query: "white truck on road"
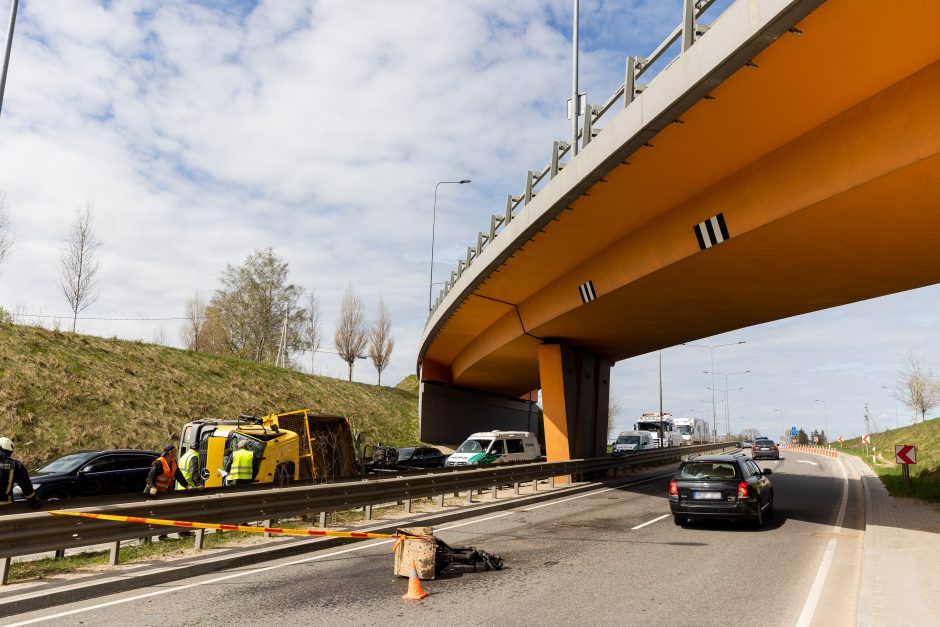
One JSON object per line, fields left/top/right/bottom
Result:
{"left": 672, "top": 416, "right": 708, "bottom": 445}
{"left": 634, "top": 413, "right": 684, "bottom": 448}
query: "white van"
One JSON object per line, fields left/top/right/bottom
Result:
{"left": 444, "top": 431, "right": 540, "bottom": 466}
{"left": 613, "top": 431, "right": 654, "bottom": 453}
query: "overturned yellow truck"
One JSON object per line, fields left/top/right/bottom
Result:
{"left": 177, "top": 409, "right": 358, "bottom": 487}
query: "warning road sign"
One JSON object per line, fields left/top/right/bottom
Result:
{"left": 838, "top": 435, "right": 844, "bottom": 444}
{"left": 862, "top": 433, "right": 871, "bottom": 445}
{"left": 895, "top": 445, "right": 917, "bottom": 465}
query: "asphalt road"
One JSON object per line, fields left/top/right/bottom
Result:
{"left": 4, "top": 450, "right": 866, "bottom": 627}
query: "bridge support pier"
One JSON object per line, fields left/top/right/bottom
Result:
{"left": 538, "top": 343, "right": 610, "bottom": 470}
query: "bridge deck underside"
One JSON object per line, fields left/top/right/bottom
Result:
{"left": 422, "top": 0, "right": 940, "bottom": 399}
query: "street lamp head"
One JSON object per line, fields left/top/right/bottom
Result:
{"left": 459, "top": 179, "right": 471, "bottom": 184}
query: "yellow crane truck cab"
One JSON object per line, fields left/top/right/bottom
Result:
{"left": 177, "top": 410, "right": 358, "bottom": 488}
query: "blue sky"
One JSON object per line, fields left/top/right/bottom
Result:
{"left": 0, "top": 0, "right": 936, "bottom": 442}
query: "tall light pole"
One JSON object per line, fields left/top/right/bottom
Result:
{"left": 428, "top": 179, "right": 471, "bottom": 312}
{"left": 683, "top": 341, "right": 746, "bottom": 442}
{"left": 571, "top": 0, "right": 580, "bottom": 156}
{"left": 881, "top": 386, "right": 899, "bottom": 430}
{"left": 814, "top": 399, "right": 829, "bottom": 445}
{"left": 704, "top": 370, "right": 750, "bottom": 436}
{"left": 0, "top": 0, "right": 20, "bottom": 119}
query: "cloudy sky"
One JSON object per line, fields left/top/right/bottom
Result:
{"left": 1, "top": 0, "right": 937, "bottom": 442}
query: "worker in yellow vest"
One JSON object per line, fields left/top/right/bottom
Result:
{"left": 176, "top": 447, "right": 202, "bottom": 490}
{"left": 227, "top": 440, "right": 255, "bottom": 486}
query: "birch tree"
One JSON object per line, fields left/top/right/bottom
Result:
{"left": 368, "top": 296, "right": 394, "bottom": 385}
{"left": 334, "top": 285, "right": 367, "bottom": 382}
{"left": 897, "top": 350, "right": 939, "bottom": 423}
{"left": 59, "top": 202, "right": 103, "bottom": 332}
{"left": 302, "top": 291, "right": 323, "bottom": 373}
{"left": 181, "top": 293, "right": 208, "bottom": 350}
{"left": 0, "top": 191, "right": 12, "bottom": 269}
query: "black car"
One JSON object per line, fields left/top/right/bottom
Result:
{"left": 752, "top": 438, "right": 780, "bottom": 460}
{"left": 14, "top": 449, "right": 160, "bottom": 501}
{"left": 395, "top": 447, "right": 447, "bottom": 469}
{"left": 669, "top": 453, "right": 774, "bottom": 527}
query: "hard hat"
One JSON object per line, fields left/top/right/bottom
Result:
{"left": 0, "top": 437, "right": 13, "bottom": 452}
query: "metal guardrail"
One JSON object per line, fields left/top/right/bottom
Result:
{"left": 429, "top": 0, "right": 721, "bottom": 315}
{"left": 0, "top": 442, "right": 737, "bottom": 562}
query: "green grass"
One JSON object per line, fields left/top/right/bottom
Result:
{"left": 0, "top": 323, "right": 420, "bottom": 468}
{"left": 839, "top": 416, "right": 940, "bottom": 502}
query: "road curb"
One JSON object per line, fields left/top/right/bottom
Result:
{"left": 0, "top": 476, "right": 636, "bottom": 618}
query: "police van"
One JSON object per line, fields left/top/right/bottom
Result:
{"left": 444, "top": 431, "right": 540, "bottom": 466}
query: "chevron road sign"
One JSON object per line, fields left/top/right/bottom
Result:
{"left": 895, "top": 445, "right": 917, "bottom": 465}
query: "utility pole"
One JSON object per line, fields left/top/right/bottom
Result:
{"left": 658, "top": 350, "right": 664, "bottom": 447}
{"left": 0, "top": 0, "right": 20, "bottom": 119}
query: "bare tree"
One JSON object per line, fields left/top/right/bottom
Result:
{"left": 151, "top": 323, "right": 167, "bottom": 346}
{"left": 0, "top": 191, "right": 13, "bottom": 269}
{"left": 302, "top": 291, "right": 322, "bottom": 373}
{"left": 896, "top": 350, "right": 939, "bottom": 423}
{"left": 59, "top": 202, "right": 103, "bottom": 332}
{"left": 334, "top": 284, "right": 367, "bottom": 382}
{"left": 180, "top": 293, "right": 207, "bottom": 350}
{"left": 368, "top": 296, "right": 395, "bottom": 385}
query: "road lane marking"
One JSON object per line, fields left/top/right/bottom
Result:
{"left": 795, "top": 460, "right": 819, "bottom": 466}
{"left": 795, "top": 456, "right": 848, "bottom": 627}
{"left": 520, "top": 472, "right": 674, "bottom": 511}
{"left": 631, "top": 514, "right": 670, "bottom": 530}
{"left": 6, "top": 470, "right": 676, "bottom": 625}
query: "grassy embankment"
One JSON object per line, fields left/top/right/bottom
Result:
{"left": 0, "top": 323, "right": 420, "bottom": 468}
{"left": 838, "top": 416, "right": 940, "bottom": 502}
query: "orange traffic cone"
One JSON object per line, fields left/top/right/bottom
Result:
{"left": 402, "top": 560, "right": 429, "bottom": 600}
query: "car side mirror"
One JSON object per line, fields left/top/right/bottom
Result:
{"left": 761, "top": 468, "right": 773, "bottom": 475}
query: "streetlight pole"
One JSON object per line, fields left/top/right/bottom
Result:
{"left": 0, "top": 0, "right": 20, "bottom": 119}
{"left": 571, "top": 0, "right": 580, "bottom": 156}
{"left": 814, "top": 399, "right": 829, "bottom": 445}
{"left": 428, "top": 179, "right": 471, "bottom": 312}
{"left": 683, "top": 341, "right": 746, "bottom": 442}
{"left": 881, "top": 386, "right": 899, "bottom": 430}
{"left": 704, "top": 370, "right": 750, "bottom": 437}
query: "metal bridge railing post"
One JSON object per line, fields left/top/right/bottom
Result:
{"left": 682, "top": 0, "right": 696, "bottom": 51}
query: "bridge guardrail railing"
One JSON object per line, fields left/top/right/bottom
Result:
{"left": 0, "top": 442, "right": 738, "bottom": 564}
{"left": 429, "top": 0, "right": 721, "bottom": 316}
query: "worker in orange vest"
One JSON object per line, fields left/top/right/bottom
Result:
{"left": 144, "top": 444, "right": 191, "bottom": 497}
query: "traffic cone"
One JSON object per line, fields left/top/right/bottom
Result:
{"left": 402, "top": 560, "right": 429, "bottom": 600}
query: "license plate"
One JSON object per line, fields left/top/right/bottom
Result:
{"left": 692, "top": 491, "right": 721, "bottom": 500}
{"left": 759, "top": 447, "right": 769, "bottom": 450}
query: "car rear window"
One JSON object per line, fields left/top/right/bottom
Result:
{"left": 679, "top": 462, "right": 740, "bottom": 480}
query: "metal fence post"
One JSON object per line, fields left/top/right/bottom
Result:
{"left": 0, "top": 556, "right": 9, "bottom": 586}
{"left": 466, "top": 490, "right": 473, "bottom": 504}
{"left": 364, "top": 505, "right": 372, "bottom": 521}
{"left": 194, "top": 529, "right": 205, "bottom": 550}
{"left": 319, "top": 511, "right": 326, "bottom": 528}
{"left": 404, "top": 498, "right": 412, "bottom": 514}
{"left": 681, "top": 0, "right": 696, "bottom": 51}
{"left": 438, "top": 493, "right": 445, "bottom": 507}
{"left": 108, "top": 541, "right": 120, "bottom": 566}
{"left": 514, "top": 482, "right": 520, "bottom": 495}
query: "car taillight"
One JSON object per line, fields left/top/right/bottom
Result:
{"left": 770, "top": 445, "right": 778, "bottom": 449}
{"left": 737, "top": 481, "right": 749, "bottom": 498}
{"left": 752, "top": 445, "right": 758, "bottom": 449}
{"left": 669, "top": 480, "right": 678, "bottom": 496}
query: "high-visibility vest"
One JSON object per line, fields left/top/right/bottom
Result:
{"left": 176, "top": 449, "right": 198, "bottom": 489}
{"left": 154, "top": 456, "right": 178, "bottom": 492}
{"left": 229, "top": 449, "right": 254, "bottom": 482}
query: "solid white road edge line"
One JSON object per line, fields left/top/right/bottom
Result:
{"left": 7, "top": 470, "right": 676, "bottom": 625}
{"left": 794, "top": 455, "right": 849, "bottom": 627}
{"left": 631, "top": 514, "right": 670, "bottom": 530}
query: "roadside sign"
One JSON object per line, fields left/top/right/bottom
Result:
{"left": 813, "top": 435, "right": 819, "bottom": 444}
{"left": 895, "top": 445, "right": 917, "bottom": 465}
{"left": 838, "top": 435, "right": 844, "bottom": 444}
{"left": 862, "top": 433, "right": 871, "bottom": 445}
{"left": 790, "top": 426, "right": 798, "bottom": 437}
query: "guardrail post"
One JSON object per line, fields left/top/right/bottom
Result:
{"left": 108, "top": 541, "right": 120, "bottom": 566}
{"left": 319, "top": 511, "right": 327, "bottom": 528}
{"left": 438, "top": 493, "right": 445, "bottom": 507}
{"left": 0, "top": 556, "right": 10, "bottom": 585}
{"left": 54, "top": 548, "right": 66, "bottom": 558}
{"left": 466, "top": 490, "right": 473, "bottom": 504}
{"left": 550, "top": 476, "right": 556, "bottom": 489}
{"left": 194, "top": 529, "right": 205, "bottom": 550}
{"left": 264, "top": 519, "right": 274, "bottom": 538}
{"left": 514, "top": 482, "right": 520, "bottom": 495}
{"left": 491, "top": 484, "right": 498, "bottom": 501}
{"left": 404, "top": 498, "right": 412, "bottom": 514}
{"left": 533, "top": 479, "right": 538, "bottom": 492}
{"left": 681, "top": 0, "right": 696, "bottom": 51}
{"left": 363, "top": 505, "right": 372, "bottom": 521}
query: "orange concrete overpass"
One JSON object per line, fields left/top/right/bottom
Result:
{"left": 418, "top": 0, "right": 940, "bottom": 462}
